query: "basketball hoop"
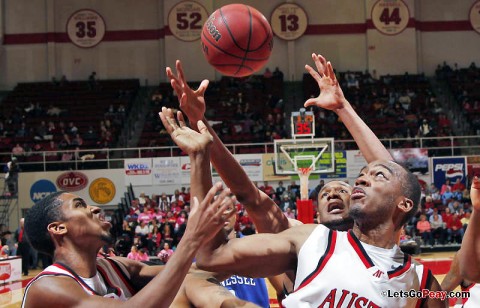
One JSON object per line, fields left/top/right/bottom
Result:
{"left": 297, "top": 167, "right": 312, "bottom": 201}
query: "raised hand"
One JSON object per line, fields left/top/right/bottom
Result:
{"left": 166, "top": 60, "right": 209, "bottom": 125}
{"left": 159, "top": 107, "right": 213, "bottom": 154}
{"left": 304, "top": 53, "right": 348, "bottom": 111}
{"left": 471, "top": 176, "right": 480, "bottom": 211}
{"left": 187, "top": 183, "right": 237, "bottom": 243}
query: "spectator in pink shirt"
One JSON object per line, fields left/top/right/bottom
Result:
{"left": 158, "top": 242, "right": 174, "bottom": 264}
{"left": 416, "top": 214, "right": 433, "bottom": 246}
{"left": 127, "top": 245, "right": 139, "bottom": 260}
{"left": 137, "top": 248, "right": 150, "bottom": 261}
{"left": 137, "top": 207, "right": 152, "bottom": 224}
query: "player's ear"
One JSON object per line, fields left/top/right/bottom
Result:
{"left": 47, "top": 222, "right": 67, "bottom": 235}
{"left": 397, "top": 198, "right": 414, "bottom": 214}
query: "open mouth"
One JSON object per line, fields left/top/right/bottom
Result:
{"left": 351, "top": 187, "right": 366, "bottom": 200}
{"left": 328, "top": 201, "right": 344, "bottom": 214}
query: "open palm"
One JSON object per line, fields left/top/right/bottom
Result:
{"left": 304, "top": 53, "right": 347, "bottom": 111}
{"left": 159, "top": 107, "right": 213, "bottom": 154}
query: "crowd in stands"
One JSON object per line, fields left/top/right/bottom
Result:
{"left": 303, "top": 69, "right": 460, "bottom": 153}
{"left": 437, "top": 61, "right": 480, "bottom": 136}
{"left": 0, "top": 77, "right": 139, "bottom": 165}
{"left": 117, "top": 173, "right": 473, "bottom": 259}
{"left": 403, "top": 177, "right": 472, "bottom": 248}
{"left": 117, "top": 180, "right": 304, "bottom": 259}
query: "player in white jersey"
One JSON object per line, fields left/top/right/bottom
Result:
{"left": 165, "top": 54, "right": 443, "bottom": 307}
{"left": 193, "top": 157, "right": 445, "bottom": 307}
{"left": 166, "top": 53, "right": 393, "bottom": 303}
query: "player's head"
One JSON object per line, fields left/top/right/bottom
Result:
{"left": 25, "top": 192, "right": 112, "bottom": 256}
{"left": 222, "top": 197, "right": 237, "bottom": 236}
{"left": 350, "top": 160, "right": 420, "bottom": 230}
{"left": 317, "top": 180, "right": 353, "bottom": 231}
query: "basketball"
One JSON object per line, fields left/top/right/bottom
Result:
{"left": 201, "top": 4, "right": 273, "bottom": 77}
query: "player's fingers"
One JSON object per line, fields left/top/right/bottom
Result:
{"left": 312, "top": 53, "right": 325, "bottom": 77}
{"left": 305, "top": 65, "right": 322, "bottom": 84}
{"left": 304, "top": 99, "right": 317, "bottom": 108}
{"left": 201, "top": 182, "right": 224, "bottom": 209}
{"left": 177, "top": 111, "right": 187, "bottom": 128}
{"left": 176, "top": 60, "right": 186, "bottom": 83}
{"left": 472, "top": 176, "right": 480, "bottom": 188}
{"left": 159, "top": 111, "right": 175, "bottom": 135}
{"left": 198, "top": 79, "right": 210, "bottom": 95}
{"left": 190, "top": 196, "right": 199, "bottom": 216}
{"left": 179, "top": 93, "right": 188, "bottom": 109}
{"left": 163, "top": 107, "right": 180, "bottom": 130}
{"left": 327, "top": 61, "right": 336, "bottom": 80}
{"left": 170, "top": 79, "right": 183, "bottom": 98}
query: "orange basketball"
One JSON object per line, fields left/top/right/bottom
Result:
{"left": 201, "top": 4, "right": 273, "bottom": 77}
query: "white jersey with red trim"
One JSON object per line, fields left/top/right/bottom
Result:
{"left": 22, "top": 257, "right": 136, "bottom": 307}
{"left": 462, "top": 283, "right": 480, "bottom": 308}
{"left": 283, "top": 225, "right": 431, "bottom": 308}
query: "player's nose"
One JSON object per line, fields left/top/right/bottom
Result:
{"left": 355, "top": 176, "right": 370, "bottom": 187}
{"left": 90, "top": 206, "right": 101, "bottom": 214}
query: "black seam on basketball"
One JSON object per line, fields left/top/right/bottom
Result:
{"left": 220, "top": 6, "right": 249, "bottom": 52}
{"left": 201, "top": 31, "right": 270, "bottom": 61}
{"left": 235, "top": 5, "right": 253, "bottom": 76}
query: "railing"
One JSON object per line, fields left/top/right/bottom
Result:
{"left": 1, "top": 135, "right": 479, "bottom": 172}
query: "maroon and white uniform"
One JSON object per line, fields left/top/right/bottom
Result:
{"left": 283, "top": 225, "right": 432, "bottom": 308}
{"left": 460, "top": 283, "right": 480, "bottom": 308}
{"left": 22, "top": 257, "right": 136, "bottom": 307}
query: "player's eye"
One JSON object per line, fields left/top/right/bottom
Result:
{"left": 321, "top": 192, "right": 329, "bottom": 198}
{"left": 375, "top": 171, "right": 386, "bottom": 178}
{"left": 339, "top": 189, "right": 348, "bottom": 194}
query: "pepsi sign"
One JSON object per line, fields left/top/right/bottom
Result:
{"left": 432, "top": 157, "right": 467, "bottom": 188}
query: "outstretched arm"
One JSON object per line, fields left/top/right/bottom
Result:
{"left": 24, "top": 185, "right": 235, "bottom": 308}
{"left": 196, "top": 224, "right": 315, "bottom": 278}
{"left": 166, "top": 60, "right": 289, "bottom": 234}
{"left": 304, "top": 53, "right": 392, "bottom": 162}
{"left": 457, "top": 176, "right": 480, "bottom": 282}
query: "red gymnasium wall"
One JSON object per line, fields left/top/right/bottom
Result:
{"left": 0, "top": 0, "right": 479, "bottom": 89}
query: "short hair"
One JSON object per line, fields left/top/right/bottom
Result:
{"left": 25, "top": 192, "right": 66, "bottom": 256}
{"left": 398, "top": 164, "right": 421, "bottom": 225}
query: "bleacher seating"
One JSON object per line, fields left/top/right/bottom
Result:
{"left": 0, "top": 79, "right": 139, "bottom": 163}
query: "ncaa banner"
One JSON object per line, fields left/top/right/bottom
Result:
{"left": 152, "top": 157, "right": 181, "bottom": 185}
{"left": 124, "top": 158, "right": 152, "bottom": 186}
{"left": 431, "top": 157, "right": 467, "bottom": 189}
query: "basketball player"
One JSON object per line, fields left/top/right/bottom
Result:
{"left": 159, "top": 108, "right": 269, "bottom": 307}
{"left": 441, "top": 177, "right": 480, "bottom": 307}
{"left": 22, "top": 181, "right": 236, "bottom": 305}
{"left": 165, "top": 53, "right": 394, "bottom": 303}
{"left": 220, "top": 199, "right": 270, "bottom": 307}
{"left": 158, "top": 107, "right": 444, "bottom": 307}
{"left": 455, "top": 176, "right": 480, "bottom": 283}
